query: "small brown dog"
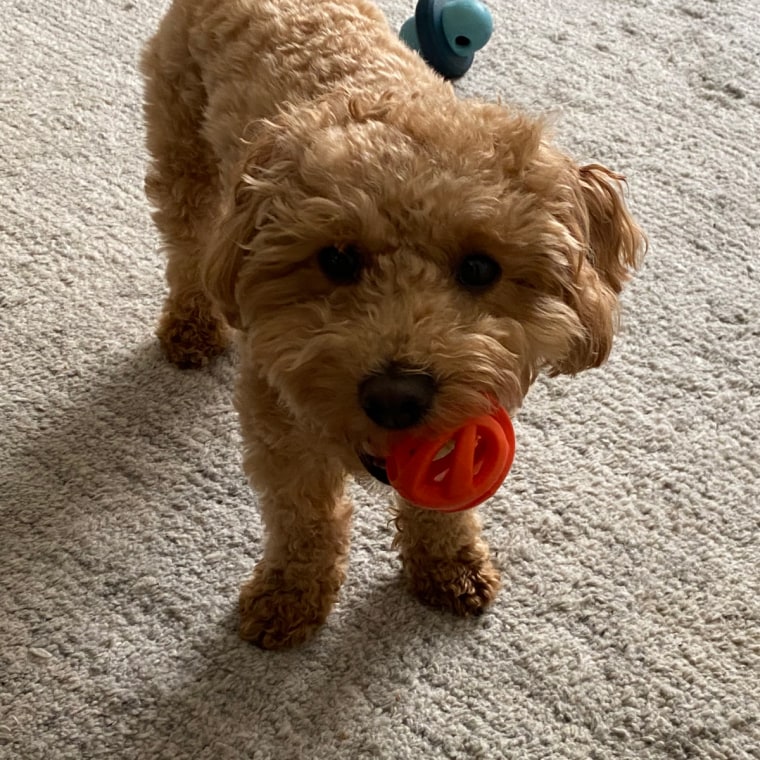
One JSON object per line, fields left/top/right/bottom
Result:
{"left": 142, "top": 0, "right": 644, "bottom": 649}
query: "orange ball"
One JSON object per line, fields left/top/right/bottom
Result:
{"left": 386, "top": 407, "right": 515, "bottom": 511}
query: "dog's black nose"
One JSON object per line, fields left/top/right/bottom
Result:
{"left": 358, "top": 365, "right": 436, "bottom": 430}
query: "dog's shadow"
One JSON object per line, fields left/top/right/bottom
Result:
{"left": 3, "top": 340, "right": 239, "bottom": 537}
{"left": 133, "top": 573, "right": 494, "bottom": 758}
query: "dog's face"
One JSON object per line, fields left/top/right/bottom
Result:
{"left": 203, "top": 95, "right": 643, "bottom": 474}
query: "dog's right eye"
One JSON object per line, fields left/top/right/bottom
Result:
{"left": 456, "top": 253, "right": 502, "bottom": 291}
{"left": 317, "top": 245, "right": 363, "bottom": 285}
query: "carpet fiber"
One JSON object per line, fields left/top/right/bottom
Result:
{"left": 2, "top": 0, "right": 758, "bottom": 757}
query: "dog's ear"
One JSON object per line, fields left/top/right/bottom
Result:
{"left": 578, "top": 164, "right": 643, "bottom": 296}
{"left": 201, "top": 121, "right": 286, "bottom": 329}
{"left": 201, "top": 191, "right": 249, "bottom": 330}
{"left": 551, "top": 163, "right": 645, "bottom": 375}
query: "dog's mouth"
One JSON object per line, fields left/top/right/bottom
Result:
{"left": 358, "top": 451, "right": 390, "bottom": 485}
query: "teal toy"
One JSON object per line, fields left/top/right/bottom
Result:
{"left": 399, "top": 0, "right": 493, "bottom": 80}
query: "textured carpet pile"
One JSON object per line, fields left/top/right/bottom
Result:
{"left": 2, "top": 0, "right": 758, "bottom": 757}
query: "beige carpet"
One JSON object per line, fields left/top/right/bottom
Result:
{"left": 2, "top": 0, "right": 758, "bottom": 757}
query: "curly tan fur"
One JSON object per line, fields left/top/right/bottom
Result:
{"left": 142, "top": 0, "right": 645, "bottom": 649}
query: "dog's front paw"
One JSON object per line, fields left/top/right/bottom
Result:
{"left": 238, "top": 566, "right": 335, "bottom": 650}
{"left": 403, "top": 551, "right": 501, "bottom": 617}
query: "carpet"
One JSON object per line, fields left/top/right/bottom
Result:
{"left": 2, "top": 0, "right": 758, "bottom": 757}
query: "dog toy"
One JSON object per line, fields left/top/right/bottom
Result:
{"left": 386, "top": 406, "right": 515, "bottom": 512}
{"left": 399, "top": 0, "right": 493, "bottom": 79}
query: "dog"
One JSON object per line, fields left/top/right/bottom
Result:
{"left": 141, "top": 0, "right": 644, "bottom": 649}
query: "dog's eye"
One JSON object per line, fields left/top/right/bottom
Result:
{"left": 456, "top": 253, "right": 501, "bottom": 290}
{"left": 317, "top": 245, "right": 363, "bottom": 284}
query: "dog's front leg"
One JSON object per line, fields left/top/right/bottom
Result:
{"left": 237, "top": 412, "right": 351, "bottom": 650}
{"left": 394, "top": 501, "right": 501, "bottom": 616}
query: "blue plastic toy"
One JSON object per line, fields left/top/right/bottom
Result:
{"left": 399, "top": 0, "right": 493, "bottom": 80}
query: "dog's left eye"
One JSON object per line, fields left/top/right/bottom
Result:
{"left": 317, "top": 245, "right": 363, "bottom": 285}
{"left": 456, "top": 253, "right": 502, "bottom": 290}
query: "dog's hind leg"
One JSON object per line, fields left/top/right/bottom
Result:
{"left": 141, "top": 11, "right": 229, "bottom": 368}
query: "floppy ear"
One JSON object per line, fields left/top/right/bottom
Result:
{"left": 552, "top": 163, "right": 645, "bottom": 375}
{"left": 579, "top": 164, "right": 643, "bottom": 295}
{"left": 201, "top": 182, "right": 253, "bottom": 330}
{"left": 201, "top": 121, "right": 286, "bottom": 329}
